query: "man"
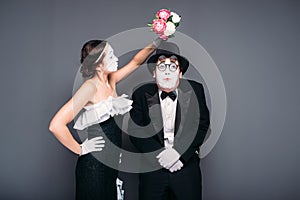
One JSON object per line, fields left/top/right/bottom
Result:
{"left": 128, "top": 42, "right": 210, "bottom": 200}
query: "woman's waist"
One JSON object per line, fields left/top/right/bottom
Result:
{"left": 87, "top": 124, "right": 121, "bottom": 145}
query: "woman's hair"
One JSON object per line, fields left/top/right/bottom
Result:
{"left": 80, "top": 40, "right": 107, "bottom": 78}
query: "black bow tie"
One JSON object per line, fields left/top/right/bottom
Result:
{"left": 160, "top": 91, "right": 177, "bottom": 101}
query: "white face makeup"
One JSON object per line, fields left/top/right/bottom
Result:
{"left": 155, "top": 57, "right": 180, "bottom": 90}
{"left": 104, "top": 44, "right": 118, "bottom": 72}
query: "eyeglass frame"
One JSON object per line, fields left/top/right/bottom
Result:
{"left": 155, "top": 56, "right": 180, "bottom": 72}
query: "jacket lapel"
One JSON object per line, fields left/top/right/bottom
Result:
{"left": 145, "top": 88, "right": 164, "bottom": 145}
{"left": 174, "top": 86, "right": 193, "bottom": 137}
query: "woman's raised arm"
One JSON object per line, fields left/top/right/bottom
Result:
{"left": 110, "top": 38, "right": 161, "bottom": 84}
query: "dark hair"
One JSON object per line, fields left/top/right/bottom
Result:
{"left": 80, "top": 40, "right": 107, "bottom": 78}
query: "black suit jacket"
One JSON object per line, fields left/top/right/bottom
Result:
{"left": 128, "top": 79, "right": 210, "bottom": 167}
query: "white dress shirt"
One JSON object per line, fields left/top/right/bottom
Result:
{"left": 159, "top": 89, "right": 178, "bottom": 148}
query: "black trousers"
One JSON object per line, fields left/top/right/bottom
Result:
{"left": 139, "top": 155, "right": 202, "bottom": 200}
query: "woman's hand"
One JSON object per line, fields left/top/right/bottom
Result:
{"left": 152, "top": 37, "right": 163, "bottom": 48}
{"left": 80, "top": 136, "right": 105, "bottom": 156}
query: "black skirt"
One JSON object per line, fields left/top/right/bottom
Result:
{"left": 75, "top": 117, "right": 122, "bottom": 200}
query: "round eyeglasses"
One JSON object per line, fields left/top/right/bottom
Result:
{"left": 156, "top": 56, "right": 180, "bottom": 72}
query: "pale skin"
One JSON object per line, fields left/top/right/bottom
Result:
{"left": 49, "top": 42, "right": 157, "bottom": 155}
{"left": 153, "top": 61, "right": 183, "bottom": 93}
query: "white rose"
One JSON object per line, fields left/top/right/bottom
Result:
{"left": 171, "top": 12, "right": 181, "bottom": 23}
{"left": 164, "top": 22, "right": 176, "bottom": 36}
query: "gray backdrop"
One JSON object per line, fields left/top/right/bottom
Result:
{"left": 0, "top": 0, "right": 299, "bottom": 199}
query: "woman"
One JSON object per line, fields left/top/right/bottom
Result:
{"left": 49, "top": 39, "right": 160, "bottom": 199}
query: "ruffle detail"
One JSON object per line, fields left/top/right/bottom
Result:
{"left": 73, "top": 94, "right": 132, "bottom": 130}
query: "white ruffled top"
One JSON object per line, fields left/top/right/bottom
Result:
{"left": 73, "top": 94, "right": 133, "bottom": 130}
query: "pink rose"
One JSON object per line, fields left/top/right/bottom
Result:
{"left": 152, "top": 19, "right": 166, "bottom": 34}
{"left": 156, "top": 9, "right": 171, "bottom": 21}
{"left": 159, "top": 34, "right": 168, "bottom": 40}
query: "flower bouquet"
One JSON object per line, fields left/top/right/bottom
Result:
{"left": 148, "top": 9, "right": 181, "bottom": 40}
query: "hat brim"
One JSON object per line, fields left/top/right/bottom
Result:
{"left": 147, "top": 53, "right": 189, "bottom": 75}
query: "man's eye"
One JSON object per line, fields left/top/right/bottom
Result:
{"left": 158, "top": 63, "right": 166, "bottom": 70}
{"left": 170, "top": 63, "right": 177, "bottom": 70}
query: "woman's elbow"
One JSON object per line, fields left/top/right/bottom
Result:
{"left": 49, "top": 120, "right": 59, "bottom": 134}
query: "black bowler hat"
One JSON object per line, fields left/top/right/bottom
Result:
{"left": 147, "top": 42, "right": 189, "bottom": 75}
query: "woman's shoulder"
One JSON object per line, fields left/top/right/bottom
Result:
{"left": 79, "top": 79, "right": 98, "bottom": 93}
{"left": 72, "top": 79, "right": 97, "bottom": 103}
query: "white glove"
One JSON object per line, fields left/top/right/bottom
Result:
{"left": 80, "top": 136, "right": 105, "bottom": 156}
{"left": 169, "top": 160, "right": 183, "bottom": 173}
{"left": 156, "top": 147, "right": 180, "bottom": 169}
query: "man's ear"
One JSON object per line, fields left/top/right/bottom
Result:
{"left": 153, "top": 70, "right": 156, "bottom": 78}
{"left": 179, "top": 71, "right": 182, "bottom": 78}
